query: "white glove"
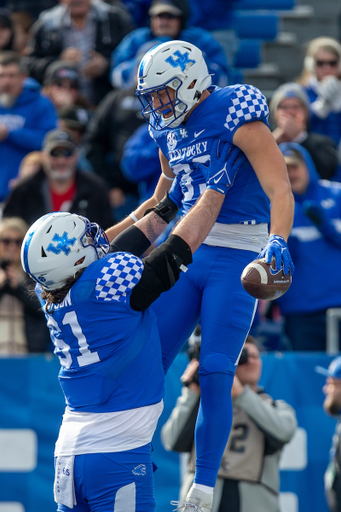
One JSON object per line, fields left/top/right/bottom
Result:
{"left": 319, "top": 76, "right": 341, "bottom": 111}
{"left": 310, "top": 98, "right": 332, "bottom": 119}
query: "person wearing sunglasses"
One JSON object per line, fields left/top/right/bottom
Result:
{"left": 43, "top": 60, "right": 93, "bottom": 112}
{"left": 2, "top": 129, "right": 114, "bottom": 230}
{"left": 0, "top": 216, "right": 50, "bottom": 354}
{"left": 298, "top": 37, "right": 341, "bottom": 152}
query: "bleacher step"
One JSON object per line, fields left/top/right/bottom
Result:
{"left": 242, "top": 63, "right": 283, "bottom": 91}
{"left": 297, "top": 0, "right": 340, "bottom": 19}
{"left": 263, "top": 32, "right": 303, "bottom": 82}
{"left": 280, "top": 5, "right": 339, "bottom": 42}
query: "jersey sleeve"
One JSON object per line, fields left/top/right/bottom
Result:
{"left": 95, "top": 253, "right": 144, "bottom": 303}
{"left": 223, "top": 84, "right": 269, "bottom": 136}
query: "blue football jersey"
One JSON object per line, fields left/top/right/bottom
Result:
{"left": 37, "top": 252, "right": 164, "bottom": 413}
{"left": 149, "top": 85, "right": 271, "bottom": 225}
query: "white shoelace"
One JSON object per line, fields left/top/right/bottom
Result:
{"left": 171, "top": 501, "right": 201, "bottom": 512}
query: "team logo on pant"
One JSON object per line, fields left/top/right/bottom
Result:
{"left": 132, "top": 464, "right": 146, "bottom": 476}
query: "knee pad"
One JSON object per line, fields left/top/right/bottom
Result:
{"left": 200, "top": 353, "right": 236, "bottom": 376}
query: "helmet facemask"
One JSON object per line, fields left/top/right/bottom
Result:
{"left": 137, "top": 76, "right": 198, "bottom": 129}
{"left": 82, "top": 219, "right": 109, "bottom": 260}
{"left": 136, "top": 40, "right": 212, "bottom": 130}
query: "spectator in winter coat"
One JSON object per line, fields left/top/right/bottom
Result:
{"left": 110, "top": 0, "right": 229, "bottom": 90}
{"left": 161, "top": 333, "right": 297, "bottom": 512}
{"left": 0, "top": 216, "right": 50, "bottom": 353}
{"left": 83, "top": 87, "right": 143, "bottom": 212}
{"left": 25, "top": 0, "right": 134, "bottom": 105}
{"left": 298, "top": 37, "right": 341, "bottom": 152}
{"left": 316, "top": 357, "right": 341, "bottom": 512}
{"left": 0, "top": 51, "right": 57, "bottom": 202}
{"left": 277, "top": 142, "right": 341, "bottom": 351}
{"left": 3, "top": 129, "right": 114, "bottom": 229}
{"left": 270, "top": 82, "right": 338, "bottom": 181}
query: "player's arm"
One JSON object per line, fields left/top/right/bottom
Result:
{"left": 105, "top": 149, "right": 174, "bottom": 242}
{"left": 130, "top": 142, "right": 232, "bottom": 311}
{"left": 233, "top": 121, "right": 294, "bottom": 240}
{"left": 233, "top": 121, "right": 295, "bottom": 274}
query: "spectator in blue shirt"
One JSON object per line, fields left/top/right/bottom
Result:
{"left": 0, "top": 51, "right": 57, "bottom": 202}
{"left": 277, "top": 142, "right": 341, "bottom": 351}
{"left": 111, "top": 0, "right": 229, "bottom": 90}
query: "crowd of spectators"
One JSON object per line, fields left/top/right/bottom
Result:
{"left": 0, "top": 0, "right": 340, "bottom": 355}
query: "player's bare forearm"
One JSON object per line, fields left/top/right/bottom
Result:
{"left": 172, "top": 189, "right": 224, "bottom": 253}
{"left": 105, "top": 155, "right": 173, "bottom": 242}
{"left": 234, "top": 121, "right": 294, "bottom": 240}
{"left": 268, "top": 185, "right": 294, "bottom": 241}
{"left": 105, "top": 181, "right": 171, "bottom": 242}
{"left": 135, "top": 212, "right": 168, "bottom": 243}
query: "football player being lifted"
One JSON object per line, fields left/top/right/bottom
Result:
{"left": 106, "top": 41, "right": 295, "bottom": 512}
{"left": 21, "top": 142, "right": 241, "bottom": 512}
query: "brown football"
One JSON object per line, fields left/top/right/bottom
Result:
{"left": 241, "top": 258, "right": 292, "bottom": 300}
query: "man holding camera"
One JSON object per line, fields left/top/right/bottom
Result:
{"left": 162, "top": 334, "right": 297, "bottom": 512}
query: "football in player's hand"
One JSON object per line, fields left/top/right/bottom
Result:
{"left": 241, "top": 258, "right": 292, "bottom": 300}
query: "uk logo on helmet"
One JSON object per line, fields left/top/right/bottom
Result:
{"left": 165, "top": 51, "right": 195, "bottom": 72}
{"left": 47, "top": 232, "right": 77, "bottom": 256}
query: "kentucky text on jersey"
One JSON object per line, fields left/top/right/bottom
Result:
{"left": 149, "top": 84, "right": 271, "bottom": 226}
{"left": 168, "top": 141, "right": 208, "bottom": 163}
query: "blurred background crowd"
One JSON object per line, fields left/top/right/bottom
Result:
{"left": 0, "top": 0, "right": 340, "bottom": 357}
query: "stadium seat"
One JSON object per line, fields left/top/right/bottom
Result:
{"left": 237, "top": 0, "right": 295, "bottom": 10}
{"left": 232, "top": 11, "right": 279, "bottom": 40}
{"left": 233, "top": 39, "right": 262, "bottom": 68}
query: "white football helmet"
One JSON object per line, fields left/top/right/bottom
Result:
{"left": 21, "top": 212, "right": 109, "bottom": 291}
{"left": 136, "top": 40, "right": 211, "bottom": 129}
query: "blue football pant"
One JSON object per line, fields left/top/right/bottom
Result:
{"left": 56, "top": 445, "right": 155, "bottom": 512}
{"left": 152, "top": 245, "right": 257, "bottom": 486}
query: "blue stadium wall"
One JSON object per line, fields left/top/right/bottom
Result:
{"left": 0, "top": 352, "right": 336, "bottom": 512}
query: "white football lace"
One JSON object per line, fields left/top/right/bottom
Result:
{"left": 171, "top": 501, "right": 202, "bottom": 512}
